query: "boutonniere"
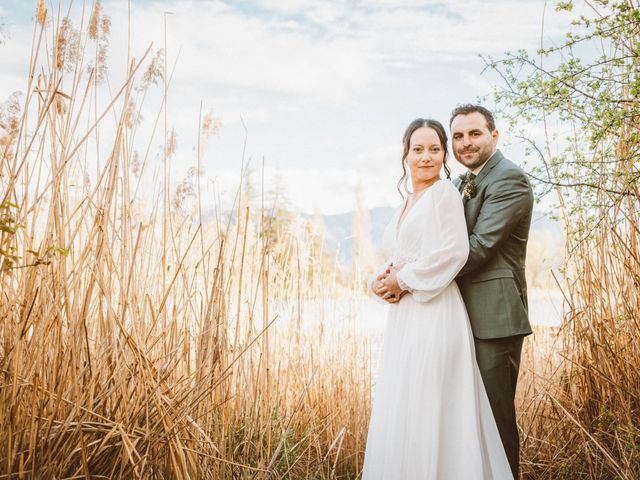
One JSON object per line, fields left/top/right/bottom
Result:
{"left": 458, "top": 172, "right": 477, "bottom": 200}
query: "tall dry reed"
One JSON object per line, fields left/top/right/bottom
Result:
{"left": 516, "top": 104, "right": 640, "bottom": 480}
{"left": 0, "top": 3, "right": 372, "bottom": 478}
{"left": 518, "top": 205, "right": 640, "bottom": 479}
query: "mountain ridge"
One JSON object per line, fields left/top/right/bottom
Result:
{"left": 306, "top": 207, "right": 563, "bottom": 266}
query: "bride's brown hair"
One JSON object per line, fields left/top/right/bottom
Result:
{"left": 397, "top": 118, "right": 450, "bottom": 198}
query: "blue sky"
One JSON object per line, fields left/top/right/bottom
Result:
{"left": 0, "top": 0, "right": 580, "bottom": 214}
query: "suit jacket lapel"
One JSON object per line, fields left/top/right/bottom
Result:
{"left": 474, "top": 149, "right": 504, "bottom": 189}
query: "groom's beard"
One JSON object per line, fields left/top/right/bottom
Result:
{"left": 454, "top": 145, "right": 493, "bottom": 170}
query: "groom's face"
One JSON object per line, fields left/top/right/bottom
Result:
{"left": 450, "top": 112, "right": 499, "bottom": 170}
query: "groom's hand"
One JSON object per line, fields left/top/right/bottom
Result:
{"left": 391, "top": 261, "right": 406, "bottom": 272}
{"left": 386, "top": 290, "right": 408, "bottom": 304}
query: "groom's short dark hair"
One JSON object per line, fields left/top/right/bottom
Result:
{"left": 449, "top": 104, "right": 496, "bottom": 131}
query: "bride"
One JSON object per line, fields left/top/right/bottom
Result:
{"left": 362, "top": 119, "right": 513, "bottom": 479}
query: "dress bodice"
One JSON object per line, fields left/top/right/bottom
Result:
{"left": 383, "top": 185, "right": 441, "bottom": 264}
{"left": 376, "top": 180, "right": 470, "bottom": 303}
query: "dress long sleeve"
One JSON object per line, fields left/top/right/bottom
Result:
{"left": 396, "top": 181, "right": 469, "bottom": 303}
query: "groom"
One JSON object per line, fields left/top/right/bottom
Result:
{"left": 451, "top": 104, "right": 533, "bottom": 479}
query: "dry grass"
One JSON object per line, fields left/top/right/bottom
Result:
{"left": 516, "top": 111, "right": 640, "bottom": 480}
{"left": 0, "top": 3, "right": 371, "bottom": 478}
{"left": 517, "top": 205, "right": 640, "bottom": 480}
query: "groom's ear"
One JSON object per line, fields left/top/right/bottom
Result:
{"left": 491, "top": 128, "right": 499, "bottom": 145}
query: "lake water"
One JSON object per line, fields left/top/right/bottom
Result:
{"left": 290, "top": 288, "right": 563, "bottom": 337}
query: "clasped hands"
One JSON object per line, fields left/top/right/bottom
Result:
{"left": 372, "top": 262, "right": 408, "bottom": 304}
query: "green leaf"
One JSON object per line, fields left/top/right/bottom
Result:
{"left": 555, "top": 1, "right": 574, "bottom": 12}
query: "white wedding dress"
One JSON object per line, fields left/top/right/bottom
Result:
{"left": 362, "top": 180, "right": 513, "bottom": 480}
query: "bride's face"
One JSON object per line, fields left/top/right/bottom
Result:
{"left": 406, "top": 127, "right": 444, "bottom": 188}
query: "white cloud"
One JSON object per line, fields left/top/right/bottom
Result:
{"left": 110, "top": 1, "right": 378, "bottom": 106}
{"left": 0, "top": 0, "right": 590, "bottom": 214}
{"left": 1, "top": 0, "right": 577, "bottom": 115}
{"left": 106, "top": 0, "right": 575, "bottom": 110}
{"left": 461, "top": 71, "right": 494, "bottom": 97}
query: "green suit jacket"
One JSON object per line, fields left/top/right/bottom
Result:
{"left": 454, "top": 150, "right": 534, "bottom": 339}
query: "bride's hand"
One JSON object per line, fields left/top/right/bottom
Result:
{"left": 379, "top": 269, "right": 405, "bottom": 302}
{"left": 372, "top": 272, "right": 388, "bottom": 299}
